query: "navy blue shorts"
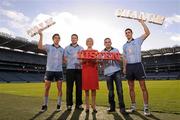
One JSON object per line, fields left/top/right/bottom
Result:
{"left": 44, "top": 71, "right": 63, "bottom": 81}
{"left": 126, "top": 62, "right": 146, "bottom": 80}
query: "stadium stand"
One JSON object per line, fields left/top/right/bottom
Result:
{"left": 0, "top": 32, "right": 46, "bottom": 82}
{"left": 142, "top": 47, "right": 180, "bottom": 80}
{"left": 0, "top": 32, "right": 180, "bottom": 82}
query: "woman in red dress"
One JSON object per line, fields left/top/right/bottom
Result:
{"left": 82, "top": 38, "right": 99, "bottom": 113}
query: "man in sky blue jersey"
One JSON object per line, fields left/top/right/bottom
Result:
{"left": 64, "top": 34, "right": 84, "bottom": 111}
{"left": 102, "top": 38, "right": 128, "bottom": 115}
{"left": 38, "top": 30, "right": 64, "bottom": 112}
{"left": 123, "top": 19, "right": 151, "bottom": 115}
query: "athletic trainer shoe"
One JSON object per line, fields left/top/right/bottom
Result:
{"left": 67, "top": 106, "right": 72, "bottom": 111}
{"left": 107, "top": 108, "right": 116, "bottom": 113}
{"left": 144, "top": 108, "right": 151, "bottom": 116}
{"left": 56, "top": 104, "right": 61, "bottom": 112}
{"left": 75, "top": 105, "right": 84, "bottom": 110}
{"left": 40, "top": 105, "right": 47, "bottom": 112}
{"left": 126, "top": 104, "right": 136, "bottom": 113}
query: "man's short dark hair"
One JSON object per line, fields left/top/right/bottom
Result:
{"left": 125, "top": 28, "right": 133, "bottom": 33}
{"left": 71, "top": 34, "right": 78, "bottom": 38}
{"left": 52, "top": 33, "right": 60, "bottom": 40}
{"left": 104, "top": 37, "right": 111, "bottom": 41}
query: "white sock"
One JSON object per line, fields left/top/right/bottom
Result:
{"left": 44, "top": 96, "right": 48, "bottom": 106}
{"left": 144, "top": 104, "right": 149, "bottom": 109}
{"left": 57, "top": 96, "right": 62, "bottom": 105}
{"left": 131, "top": 103, "right": 136, "bottom": 107}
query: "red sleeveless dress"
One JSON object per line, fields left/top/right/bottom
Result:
{"left": 82, "top": 50, "right": 99, "bottom": 90}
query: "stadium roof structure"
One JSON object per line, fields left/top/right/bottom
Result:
{"left": 0, "top": 32, "right": 180, "bottom": 56}
{"left": 0, "top": 32, "right": 46, "bottom": 55}
{"left": 141, "top": 46, "right": 180, "bottom": 57}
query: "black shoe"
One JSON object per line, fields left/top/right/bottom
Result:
{"left": 120, "top": 109, "right": 129, "bottom": 116}
{"left": 93, "top": 109, "right": 97, "bottom": 113}
{"left": 75, "top": 105, "right": 84, "bottom": 110}
{"left": 85, "top": 109, "right": 89, "bottom": 113}
{"left": 40, "top": 105, "right": 47, "bottom": 112}
{"left": 56, "top": 105, "right": 61, "bottom": 112}
{"left": 107, "top": 108, "right": 115, "bottom": 113}
{"left": 67, "top": 106, "right": 72, "bottom": 111}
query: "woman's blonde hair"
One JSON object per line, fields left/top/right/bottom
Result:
{"left": 86, "top": 37, "right": 94, "bottom": 45}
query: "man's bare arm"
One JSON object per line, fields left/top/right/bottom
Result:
{"left": 138, "top": 20, "right": 150, "bottom": 41}
{"left": 38, "top": 30, "right": 44, "bottom": 50}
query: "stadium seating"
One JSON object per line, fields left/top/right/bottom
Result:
{"left": 0, "top": 71, "right": 44, "bottom": 82}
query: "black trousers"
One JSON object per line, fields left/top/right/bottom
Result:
{"left": 66, "top": 69, "right": 83, "bottom": 106}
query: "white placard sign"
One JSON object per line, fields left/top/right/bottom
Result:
{"left": 27, "top": 18, "right": 56, "bottom": 37}
{"left": 115, "top": 9, "right": 165, "bottom": 25}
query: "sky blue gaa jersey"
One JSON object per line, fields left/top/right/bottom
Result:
{"left": 102, "top": 47, "right": 121, "bottom": 76}
{"left": 123, "top": 38, "right": 144, "bottom": 64}
{"left": 64, "top": 44, "right": 84, "bottom": 69}
{"left": 44, "top": 44, "right": 64, "bottom": 71}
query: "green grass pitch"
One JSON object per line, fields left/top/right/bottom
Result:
{"left": 0, "top": 80, "right": 180, "bottom": 114}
